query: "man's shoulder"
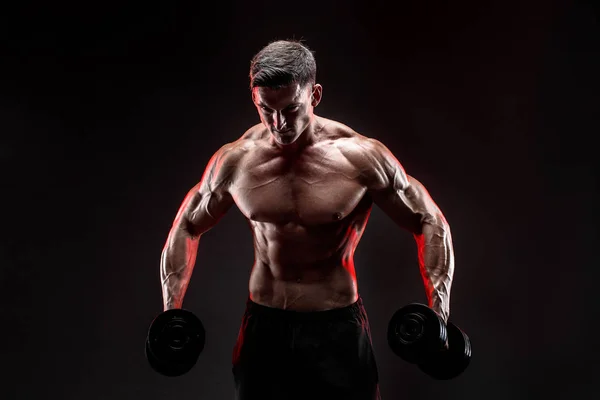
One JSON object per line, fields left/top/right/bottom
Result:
{"left": 321, "top": 119, "right": 401, "bottom": 188}
{"left": 202, "top": 127, "right": 263, "bottom": 189}
{"left": 320, "top": 119, "right": 385, "bottom": 160}
{"left": 318, "top": 117, "right": 359, "bottom": 141}
{"left": 213, "top": 124, "right": 266, "bottom": 163}
{"left": 240, "top": 123, "right": 269, "bottom": 141}
{"left": 317, "top": 117, "right": 381, "bottom": 147}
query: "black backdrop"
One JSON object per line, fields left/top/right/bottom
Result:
{"left": 2, "top": 0, "right": 598, "bottom": 399}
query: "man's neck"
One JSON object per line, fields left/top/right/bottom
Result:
{"left": 271, "top": 116, "right": 322, "bottom": 155}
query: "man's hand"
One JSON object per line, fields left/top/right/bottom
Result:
{"left": 442, "top": 338, "right": 450, "bottom": 350}
{"left": 432, "top": 309, "right": 450, "bottom": 350}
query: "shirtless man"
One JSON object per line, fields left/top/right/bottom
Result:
{"left": 160, "top": 40, "right": 455, "bottom": 400}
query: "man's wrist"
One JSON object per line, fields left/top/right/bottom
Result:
{"left": 429, "top": 297, "right": 449, "bottom": 323}
{"left": 163, "top": 301, "right": 181, "bottom": 311}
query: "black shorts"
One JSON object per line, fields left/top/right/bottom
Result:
{"left": 232, "top": 296, "right": 381, "bottom": 400}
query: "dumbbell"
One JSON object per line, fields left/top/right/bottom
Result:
{"left": 145, "top": 309, "right": 206, "bottom": 377}
{"left": 387, "top": 303, "right": 472, "bottom": 379}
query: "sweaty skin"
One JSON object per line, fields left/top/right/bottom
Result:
{"left": 160, "top": 85, "right": 454, "bottom": 321}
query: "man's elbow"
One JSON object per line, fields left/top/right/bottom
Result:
{"left": 419, "top": 212, "right": 451, "bottom": 238}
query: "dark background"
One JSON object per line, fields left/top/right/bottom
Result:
{"left": 1, "top": 0, "right": 598, "bottom": 398}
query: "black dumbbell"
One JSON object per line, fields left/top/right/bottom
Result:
{"left": 387, "top": 303, "right": 471, "bottom": 379}
{"left": 145, "top": 309, "right": 206, "bottom": 377}
{"left": 418, "top": 320, "right": 472, "bottom": 379}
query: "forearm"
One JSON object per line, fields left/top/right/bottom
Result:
{"left": 414, "top": 219, "right": 455, "bottom": 323}
{"left": 160, "top": 228, "right": 200, "bottom": 311}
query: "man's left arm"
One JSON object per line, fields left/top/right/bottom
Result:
{"left": 361, "top": 138, "right": 455, "bottom": 323}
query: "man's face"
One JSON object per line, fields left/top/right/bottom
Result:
{"left": 252, "top": 83, "right": 316, "bottom": 145}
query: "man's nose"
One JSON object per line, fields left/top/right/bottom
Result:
{"left": 273, "top": 112, "right": 286, "bottom": 131}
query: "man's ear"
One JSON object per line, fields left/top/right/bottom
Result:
{"left": 311, "top": 84, "right": 323, "bottom": 107}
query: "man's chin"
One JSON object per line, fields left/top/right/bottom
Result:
{"left": 272, "top": 132, "right": 297, "bottom": 145}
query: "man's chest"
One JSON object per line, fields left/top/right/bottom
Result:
{"left": 230, "top": 146, "right": 368, "bottom": 225}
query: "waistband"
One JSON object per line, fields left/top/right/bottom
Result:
{"left": 244, "top": 295, "right": 364, "bottom": 322}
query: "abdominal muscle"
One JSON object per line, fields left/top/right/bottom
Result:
{"left": 247, "top": 220, "right": 360, "bottom": 311}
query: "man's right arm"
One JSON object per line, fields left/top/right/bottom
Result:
{"left": 160, "top": 145, "right": 236, "bottom": 311}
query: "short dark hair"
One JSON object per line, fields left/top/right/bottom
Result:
{"left": 249, "top": 39, "right": 317, "bottom": 90}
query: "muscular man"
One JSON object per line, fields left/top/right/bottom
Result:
{"left": 160, "top": 40, "right": 454, "bottom": 399}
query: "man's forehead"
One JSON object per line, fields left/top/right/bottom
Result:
{"left": 253, "top": 83, "right": 306, "bottom": 104}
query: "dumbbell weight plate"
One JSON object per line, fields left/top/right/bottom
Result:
{"left": 418, "top": 321, "right": 471, "bottom": 380}
{"left": 387, "top": 303, "right": 447, "bottom": 364}
{"left": 145, "top": 309, "right": 206, "bottom": 377}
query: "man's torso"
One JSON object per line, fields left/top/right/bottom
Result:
{"left": 219, "top": 117, "right": 380, "bottom": 311}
